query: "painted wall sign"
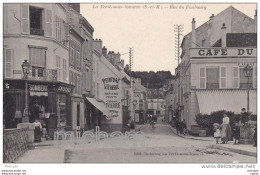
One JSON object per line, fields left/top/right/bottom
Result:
{"left": 103, "top": 77, "right": 121, "bottom": 118}
{"left": 190, "top": 48, "right": 256, "bottom": 58}
{"left": 237, "top": 62, "right": 254, "bottom": 67}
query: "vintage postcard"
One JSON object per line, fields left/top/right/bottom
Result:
{"left": 1, "top": 2, "right": 258, "bottom": 174}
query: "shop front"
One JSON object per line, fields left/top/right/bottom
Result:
{"left": 3, "top": 79, "right": 73, "bottom": 129}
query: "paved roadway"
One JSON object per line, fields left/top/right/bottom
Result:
{"left": 64, "top": 117, "right": 256, "bottom": 163}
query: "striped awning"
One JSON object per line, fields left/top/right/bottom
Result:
{"left": 196, "top": 89, "right": 257, "bottom": 114}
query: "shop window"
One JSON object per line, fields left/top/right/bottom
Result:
{"left": 29, "top": 6, "right": 44, "bottom": 36}
{"left": 239, "top": 67, "right": 253, "bottom": 88}
{"left": 206, "top": 67, "right": 219, "bottom": 89}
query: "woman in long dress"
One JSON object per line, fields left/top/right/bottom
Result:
{"left": 220, "top": 114, "right": 232, "bottom": 144}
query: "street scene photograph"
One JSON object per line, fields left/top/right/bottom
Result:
{"left": 2, "top": 2, "right": 258, "bottom": 167}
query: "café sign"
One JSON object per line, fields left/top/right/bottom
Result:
{"left": 190, "top": 48, "right": 256, "bottom": 58}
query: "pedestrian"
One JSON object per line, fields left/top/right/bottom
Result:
{"left": 175, "top": 120, "right": 180, "bottom": 135}
{"left": 182, "top": 120, "right": 187, "bottom": 135}
{"left": 220, "top": 114, "right": 232, "bottom": 144}
{"left": 232, "top": 122, "right": 240, "bottom": 145}
{"left": 213, "top": 123, "right": 221, "bottom": 144}
{"left": 240, "top": 108, "right": 249, "bottom": 125}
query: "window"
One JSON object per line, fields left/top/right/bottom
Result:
{"left": 55, "top": 15, "right": 62, "bottom": 42}
{"left": 97, "top": 83, "right": 99, "bottom": 98}
{"left": 239, "top": 67, "right": 253, "bottom": 88}
{"left": 206, "top": 67, "right": 219, "bottom": 89}
{"left": 29, "top": 47, "right": 46, "bottom": 78}
{"left": 78, "top": 74, "right": 80, "bottom": 94}
{"left": 220, "top": 67, "right": 226, "bottom": 88}
{"left": 233, "top": 67, "right": 239, "bottom": 88}
{"left": 29, "top": 6, "right": 44, "bottom": 36}
{"left": 69, "top": 40, "right": 81, "bottom": 70}
{"left": 56, "top": 55, "right": 61, "bottom": 80}
{"left": 93, "top": 82, "right": 95, "bottom": 96}
{"left": 4, "top": 48, "right": 13, "bottom": 78}
{"left": 86, "top": 68, "right": 89, "bottom": 91}
{"left": 63, "top": 59, "right": 67, "bottom": 82}
{"left": 199, "top": 67, "right": 206, "bottom": 89}
{"left": 254, "top": 66, "right": 257, "bottom": 88}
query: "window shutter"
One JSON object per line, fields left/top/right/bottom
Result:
{"left": 21, "top": 4, "right": 29, "bottom": 34}
{"left": 5, "top": 49, "right": 13, "bottom": 78}
{"left": 45, "top": 9, "right": 52, "bottom": 37}
{"left": 233, "top": 67, "right": 239, "bottom": 88}
{"left": 254, "top": 66, "right": 257, "bottom": 88}
{"left": 220, "top": 67, "right": 226, "bottom": 88}
{"left": 199, "top": 67, "right": 205, "bottom": 89}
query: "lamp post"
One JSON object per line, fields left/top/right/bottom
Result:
{"left": 243, "top": 65, "right": 253, "bottom": 113}
{"left": 21, "top": 60, "right": 31, "bottom": 123}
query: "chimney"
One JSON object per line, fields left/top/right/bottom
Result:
{"left": 221, "top": 23, "right": 227, "bottom": 47}
{"left": 191, "top": 18, "right": 196, "bottom": 48}
{"left": 254, "top": 10, "right": 257, "bottom": 33}
{"left": 102, "top": 46, "right": 107, "bottom": 57}
{"left": 210, "top": 14, "right": 214, "bottom": 20}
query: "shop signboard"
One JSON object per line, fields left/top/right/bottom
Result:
{"left": 29, "top": 84, "right": 48, "bottom": 96}
{"left": 102, "top": 77, "right": 121, "bottom": 118}
{"left": 190, "top": 47, "right": 257, "bottom": 58}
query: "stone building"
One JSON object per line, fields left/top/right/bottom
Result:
{"left": 3, "top": 3, "right": 74, "bottom": 128}
{"left": 175, "top": 6, "right": 257, "bottom": 133}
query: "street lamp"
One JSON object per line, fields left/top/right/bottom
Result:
{"left": 243, "top": 65, "right": 253, "bottom": 113}
{"left": 21, "top": 60, "right": 31, "bottom": 123}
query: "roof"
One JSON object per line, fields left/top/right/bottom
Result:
{"left": 212, "top": 33, "right": 257, "bottom": 47}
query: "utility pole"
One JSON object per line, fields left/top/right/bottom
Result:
{"left": 129, "top": 48, "right": 134, "bottom": 123}
{"left": 174, "top": 24, "right": 184, "bottom": 122}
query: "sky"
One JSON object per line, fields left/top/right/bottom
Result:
{"left": 80, "top": 3, "right": 256, "bottom": 74}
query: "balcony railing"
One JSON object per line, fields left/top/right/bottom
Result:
{"left": 30, "top": 28, "right": 44, "bottom": 36}
{"left": 27, "top": 68, "right": 57, "bottom": 81}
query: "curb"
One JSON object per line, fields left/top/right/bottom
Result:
{"left": 168, "top": 125, "right": 213, "bottom": 142}
{"left": 208, "top": 145, "right": 257, "bottom": 157}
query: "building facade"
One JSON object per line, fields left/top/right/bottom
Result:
{"left": 3, "top": 3, "right": 74, "bottom": 129}
{"left": 176, "top": 6, "right": 257, "bottom": 133}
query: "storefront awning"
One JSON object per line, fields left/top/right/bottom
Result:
{"left": 85, "top": 97, "right": 112, "bottom": 117}
{"left": 196, "top": 90, "right": 257, "bottom": 114}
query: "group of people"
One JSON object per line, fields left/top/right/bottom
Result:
{"left": 213, "top": 114, "right": 232, "bottom": 144}
{"left": 174, "top": 119, "right": 187, "bottom": 135}
{"left": 213, "top": 113, "right": 257, "bottom": 146}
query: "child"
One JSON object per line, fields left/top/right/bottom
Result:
{"left": 232, "top": 122, "right": 240, "bottom": 145}
{"left": 213, "top": 123, "right": 221, "bottom": 144}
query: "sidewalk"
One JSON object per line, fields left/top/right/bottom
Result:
{"left": 16, "top": 126, "right": 144, "bottom": 163}
{"left": 169, "top": 124, "right": 257, "bottom": 157}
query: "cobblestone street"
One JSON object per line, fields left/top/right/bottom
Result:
{"left": 63, "top": 118, "right": 256, "bottom": 163}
